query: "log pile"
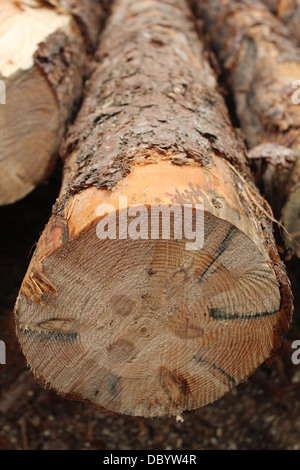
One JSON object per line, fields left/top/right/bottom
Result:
{"left": 12, "top": 0, "right": 293, "bottom": 417}
{"left": 190, "top": 0, "right": 300, "bottom": 257}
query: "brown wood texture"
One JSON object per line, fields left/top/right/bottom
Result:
{"left": 249, "top": 143, "right": 300, "bottom": 256}
{"left": 0, "top": 0, "right": 107, "bottom": 205}
{"left": 262, "top": 0, "right": 300, "bottom": 42}
{"left": 15, "top": 0, "right": 293, "bottom": 417}
{"left": 190, "top": 0, "right": 300, "bottom": 256}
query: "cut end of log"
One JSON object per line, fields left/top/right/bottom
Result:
{"left": 15, "top": 161, "right": 283, "bottom": 417}
{"left": 0, "top": 0, "right": 86, "bottom": 205}
{"left": 0, "top": 0, "right": 72, "bottom": 77}
{"left": 0, "top": 66, "right": 60, "bottom": 204}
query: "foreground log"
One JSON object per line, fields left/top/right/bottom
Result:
{"left": 190, "top": 0, "right": 300, "bottom": 256}
{"left": 262, "top": 0, "right": 300, "bottom": 42}
{"left": 15, "top": 0, "right": 292, "bottom": 418}
{"left": 0, "top": 0, "right": 106, "bottom": 205}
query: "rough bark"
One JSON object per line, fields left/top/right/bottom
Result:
{"left": 262, "top": 0, "right": 300, "bottom": 42}
{"left": 0, "top": 0, "right": 107, "bottom": 205}
{"left": 15, "top": 0, "right": 292, "bottom": 418}
{"left": 249, "top": 143, "right": 300, "bottom": 256}
{"left": 190, "top": 0, "right": 300, "bottom": 256}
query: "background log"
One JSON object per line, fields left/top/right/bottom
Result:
{"left": 249, "top": 144, "right": 300, "bottom": 257}
{"left": 14, "top": 0, "right": 292, "bottom": 417}
{"left": 0, "top": 0, "right": 107, "bottom": 205}
{"left": 190, "top": 0, "right": 300, "bottom": 256}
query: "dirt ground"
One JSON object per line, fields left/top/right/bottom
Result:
{"left": 0, "top": 162, "right": 299, "bottom": 451}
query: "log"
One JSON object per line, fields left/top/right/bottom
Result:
{"left": 190, "top": 0, "right": 300, "bottom": 256}
{"left": 249, "top": 144, "right": 300, "bottom": 257}
{"left": 0, "top": 0, "right": 106, "bottom": 205}
{"left": 14, "top": 0, "right": 292, "bottom": 418}
{"left": 262, "top": 0, "right": 300, "bottom": 42}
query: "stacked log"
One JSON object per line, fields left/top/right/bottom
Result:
{"left": 249, "top": 144, "right": 300, "bottom": 257}
{"left": 0, "top": 0, "right": 107, "bottom": 205}
{"left": 190, "top": 0, "right": 300, "bottom": 257}
{"left": 14, "top": 0, "right": 292, "bottom": 417}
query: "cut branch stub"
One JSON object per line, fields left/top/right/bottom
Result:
{"left": 14, "top": 0, "right": 292, "bottom": 418}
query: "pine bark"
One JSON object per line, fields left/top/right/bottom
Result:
{"left": 0, "top": 0, "right": 107, "bottom": 205}
{"left": 15, "top": 0, "right": 292, "bottom": 418}
{"left": 249, "top": 143, "right": 300, "bottom": 256}
{"left": 190, "top": 0, "right": 300, "bottom": 256}
{"left": 262, "top": 0, "right": 300, "bottom": 42}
